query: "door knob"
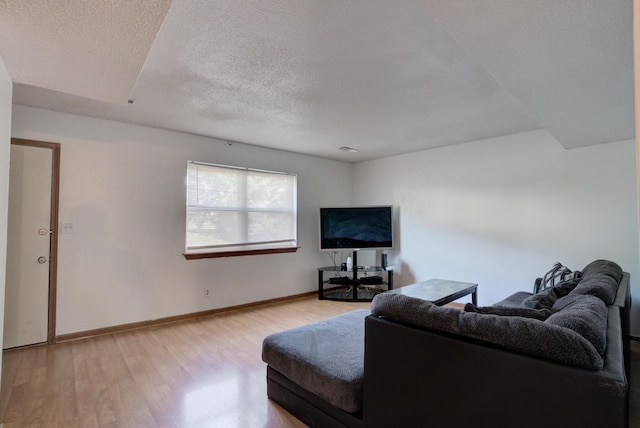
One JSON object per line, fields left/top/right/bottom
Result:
{"left": 37, "top": 256, "right": 47, "bottom": 264}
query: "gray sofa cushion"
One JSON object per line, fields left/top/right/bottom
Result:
{"left": 547, "top": 294, "right": 608, "bottom": 354}
{"left": 551, "top": 277, "right": 582, "bottom": 298}
{"left": 464, "top": 303, "right": 551, "bottom": 321}
{"left": 521, "top": 288, "right": 558, "bottom": 310}
{"left": 261, "top": 309, "right": 369, "bottom": 414}
{"left": 581, "top": 259, "right": 623, "bottom": 283}
{"left": 371, "top": 293, "right": 603, "bottom": 369}
{"left": 570, "top": 273, "right": 618, "bottom": 305}
{"left": 493, "top": 278, "right": 579, "bottom": 309}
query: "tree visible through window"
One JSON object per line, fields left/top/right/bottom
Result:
{"left": 185, "top": 161, "right": 298, "bottom": 258}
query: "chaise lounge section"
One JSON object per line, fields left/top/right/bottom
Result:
{"left": 262, "top": 259, "right": 630, "bottom": 428}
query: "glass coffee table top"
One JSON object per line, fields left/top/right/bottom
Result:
{"left": 384, "top": 278, "right": 478, "bottom": 306}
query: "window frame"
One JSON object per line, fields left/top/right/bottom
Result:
{"left": 184, "top": 161, "right": 299, "bottom": 259}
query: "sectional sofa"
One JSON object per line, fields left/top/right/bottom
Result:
{"left": 262, "top": 259, "right": 630, "bottom": 428}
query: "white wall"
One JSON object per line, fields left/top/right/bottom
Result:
{"left": 353, "top": 129, "right": 640, "bottom": 335}
{"left": 10, "top": 105, "right": 639, "bottom": 337}
{"left": 11, "top": 105, "right": 352, "bottom": 335}
{"left": 0, "top": 56, "right": 12, "bottom": 378}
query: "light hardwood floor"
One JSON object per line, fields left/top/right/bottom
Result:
{"left": 0, "top": 296, "right": 370, "bottom": 427}
{"left": 0, "top": 296, "right": 638, "bottom": 427}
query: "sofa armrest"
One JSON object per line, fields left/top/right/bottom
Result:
{"left": 613, "top": 272, "right": 631, "bottom": 375}
{"left": 362, "top": 311, "right": 627, "bottom": 428}
{"left": 612, "top": 272, "right": 630, "bottom": 310}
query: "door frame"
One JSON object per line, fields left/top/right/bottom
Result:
{"left": 10, "top": 138, "right": 60, "bottom": 345}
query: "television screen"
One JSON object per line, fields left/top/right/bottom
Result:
{"left": 319, "top": 206, "right": 393, "bottom": 250}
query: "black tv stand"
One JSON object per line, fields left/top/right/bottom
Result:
{"left": 317, "top": 251, "right": 393, "bottom": 301}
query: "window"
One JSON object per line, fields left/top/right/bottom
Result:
{"left": 185, "top": 161, "right": 298, "bottom": 259}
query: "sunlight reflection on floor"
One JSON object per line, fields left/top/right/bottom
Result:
{"left": 180, "top": 367, "right": 277, "bottom": 427}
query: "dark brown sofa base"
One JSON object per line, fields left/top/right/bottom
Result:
{"left": 267, "top": 367, "right": 363, "bottom": 428}
{"left": 267, "top": 307, "right": 627, "bottom": 428}
{"left": 362, "top": 309, "right": 627, "bottom": 428}
{"left": 264, "top": 265, "right": 630, "bottom": 428}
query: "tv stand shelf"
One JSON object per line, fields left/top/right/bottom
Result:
{"left": 317, "top": 265, "right": 393, "bottom": 302}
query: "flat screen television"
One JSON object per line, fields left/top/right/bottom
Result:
{"left": 319, "top": 206, "right": 393, "bottom": 251}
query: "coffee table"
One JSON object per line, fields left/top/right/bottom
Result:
{"left": 384, "top": 278, "right": 478, "bottom": 306}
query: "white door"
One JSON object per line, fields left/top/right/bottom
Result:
{"left": 3, "top": 143, "right": 53, "bottom": 348}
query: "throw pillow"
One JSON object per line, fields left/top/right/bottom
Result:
{"left": 551, "top": 277, "right": 581, "bottom": 298}
{"left": 463, "top": 304, "right": 551, "bottom": 321}
{"left": 546, "top": 294, "right": 607, "bottom": 355}
{"left": 581, "top": 259, "right": 623, "bottom": 283}
{"left": 569, "top": 273, "right": 618, "bottom": 305}
{"left": 521, "top": 288, "right": 557, "bottom": 310}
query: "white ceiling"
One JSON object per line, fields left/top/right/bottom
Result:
{"left": 0, "top": 0, "right": 634, "bottom": 163}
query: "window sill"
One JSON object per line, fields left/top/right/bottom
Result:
{"left": 184, "top": 246, "right": 299, "bottom": 260}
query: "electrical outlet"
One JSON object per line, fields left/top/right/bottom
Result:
{"left": 204, "top": 288, "right": 210, "bottom": 297}
{"left": 61, "top": 222, "right": 76, "bottom": 234}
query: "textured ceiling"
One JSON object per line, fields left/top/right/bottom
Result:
{"left": 0, "top": 0, "right": 634, "bottom": 162}
{"left": 0, "top": 0, "right": 172, "bottom": 104}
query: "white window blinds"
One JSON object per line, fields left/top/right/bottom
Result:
{"left": 186, "top": 161, "right": 297, "bottom": 254}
